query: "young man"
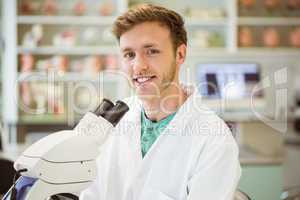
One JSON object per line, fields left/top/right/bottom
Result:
{"left": 80, "top": 4, "right": 241, "bottom": 200}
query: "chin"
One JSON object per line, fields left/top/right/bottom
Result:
{"left": 135, "top": 88, "right": 159, "bottom": 100}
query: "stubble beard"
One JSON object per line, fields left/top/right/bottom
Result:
{"left": 133, "top": 60, "right": 178, "bottom": 101}
{"left": 160, "top": 60, "right": 177, "bottom": 96}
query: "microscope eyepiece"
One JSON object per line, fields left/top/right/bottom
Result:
{"left": 93, "top": 98, "right": 114, "bottom": 117}
{"left": 93, "top": 99, "right": 129, "bottom": 126}
{"left": 103, "top": 100, "right": 129, "bottom": 126}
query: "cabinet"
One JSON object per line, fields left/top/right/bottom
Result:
{"left": 238, "top": 0, "right": 300, "bottom": 51}
{"left": 239, "top": 165, "right": 283, "bottom": 200}
{"left": 3, "top": 0, "right": 130, "bottom": 133}
{"left": 2, "top": 0, "right": 300, "bottom": 143}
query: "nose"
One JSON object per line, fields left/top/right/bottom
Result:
{"left": 132, "top": 53, "right": 148, "bottom": 73}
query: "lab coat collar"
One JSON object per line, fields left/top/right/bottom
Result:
{"left": 121, "top": 84, "right": 203, "bottom": 161}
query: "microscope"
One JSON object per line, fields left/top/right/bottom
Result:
{"left": 2, "top": 99, "right": 129, "bottom": 200}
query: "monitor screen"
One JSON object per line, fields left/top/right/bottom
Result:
{"left": 196, "top": 63, "right": 262, "bottom": 99}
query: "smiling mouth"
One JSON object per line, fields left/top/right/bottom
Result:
{"left": 133, "top": 75, "right": 156, "bottom": 85}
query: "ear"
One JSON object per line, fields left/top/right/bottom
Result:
{"left": 175, "top": 44, "right": 187, "bottom": 66}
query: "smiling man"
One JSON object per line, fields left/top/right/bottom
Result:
{"left": 80, "top": 4, "right": 241, "bottom": 200}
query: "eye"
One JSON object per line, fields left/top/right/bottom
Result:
{"left": 147, "top": 49, "right": 160, "bottom": 55}
{"left": 123, "top": 51, "right": 135, "bottom": 59}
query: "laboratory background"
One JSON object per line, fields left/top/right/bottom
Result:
{"left": 0, "top": 0, "right": 300, "bottom": 199}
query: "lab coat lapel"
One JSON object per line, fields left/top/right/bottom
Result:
{"left": 128, "top": 107, "right": 143, "bottom": 165}
{"left": 140, "top": 88, "right": 197, "bottom": 162}
{"left": 135, "top": 87, "right": 199, "bottom": 170}
{"left": 125, "top": 87, "right": 200, "bottom": 199}
{"left": 122, "top": 96, "right": 143, "bottom": 165}
{"left": 124, "top": 86, "right": 202, "bottom": 177}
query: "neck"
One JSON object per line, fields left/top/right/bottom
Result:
{"left": 141, "top": 83, "right": 187, "bottom": 122}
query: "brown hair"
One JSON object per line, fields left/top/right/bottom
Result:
{"left": 112, "top": 4, "right": 187, "bottom": 52}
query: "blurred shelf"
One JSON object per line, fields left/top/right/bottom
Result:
{"left": 18, "top": 71, "right": 122, "bottom": 82}
{"left": 187, "top": 47, "right": 227, "bottom": 56}
{"left": 19, "top": 114, "right": 67, "bottom": 124}
{"left": 295, "top": 108, "right": 300, "bottom": 118}
{"left": 17, "top": 15, "right": 116, "bottom": 25}
{"left": 239, "top": 145, "right": 284, "bottom": 165}
{"left": 219, "top": 111, "right": 295, "bottom": 122}
{"left": 237, "top": 48, "right": 300, "bottom": 57}
{"left": 19, "top": 46, "right": 299, "bottom": 57}
{"left": 201, "top": 98, "right": 270, "bottom": 122}
{"left": 185, "top": 17, "right": 227, "bottom": 26}
{"left": 0, "top": 144, "right": 30, "bottom": 161}
{"left": 18, "top": 46, "right": 118, "bottom": 55}
{"left": 238, "top": 17, "right": 300, "bottom": 26}
{"left": 219, "top": 112, "right": 264, "bottom": 122}
{"left": 216, "top": 112, "right": 294, "bottom": 122}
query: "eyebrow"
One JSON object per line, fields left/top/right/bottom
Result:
{"left": 121, "top": 43, "right": 158, "bottom": 52}
{"left": 143, "top": 44, "right": 157, "bottom": 48}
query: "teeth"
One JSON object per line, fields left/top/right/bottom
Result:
{"left": 137, "top": 77, "right": 151, "bottom": 83}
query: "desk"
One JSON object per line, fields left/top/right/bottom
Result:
{"left": 239, "top": 146, "right": 284, "bottom": 200}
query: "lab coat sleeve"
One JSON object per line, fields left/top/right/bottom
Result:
{"left": 79, "top": 174, "right": 102, "bottom": 200}
{"left": 187, "top": 121, "right": 241, "bottom": 200}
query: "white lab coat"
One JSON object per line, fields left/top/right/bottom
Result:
{"left": 80, "top": 87, "right": 241, "bottom": 200}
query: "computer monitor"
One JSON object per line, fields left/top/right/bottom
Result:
{"left": 196, "top": 63, "right": 262, "bottom": 99}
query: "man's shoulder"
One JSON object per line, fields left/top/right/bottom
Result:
{"left": 184, "top": 97, "right": 225, "bottom": 128}
{"left": 184, "top": 99, "right": 233, "bottom": 141}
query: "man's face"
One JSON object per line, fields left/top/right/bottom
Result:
{"left": 119, "top": 22, "right": 182, "bottom": 98}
